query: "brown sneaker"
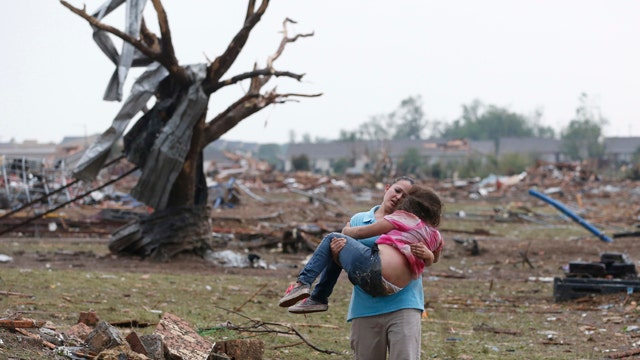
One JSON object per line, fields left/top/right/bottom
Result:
{"left": 278, "top": 283, "right": 310, "bottom": 307}
{"left": 288, "top": 298, "right": 328, "bottom": 314}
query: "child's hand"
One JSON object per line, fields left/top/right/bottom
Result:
{"left": 410, "top": 243, "right": 435, "bottom": 266}
{"left": 330, "top": 237, "right": 347, "bottom": 265}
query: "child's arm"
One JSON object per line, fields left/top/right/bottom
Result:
{"left": 342, "top": 219, "right": 394, "bottom": 239}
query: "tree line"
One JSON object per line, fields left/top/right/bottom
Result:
{"left": 280, "top": 93, "right": 640, "bottom": 180}
{"left": 302, "top": 92, "right": 607, "bottom": 162}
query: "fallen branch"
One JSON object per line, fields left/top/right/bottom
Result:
{"left": 606, "top": 347, "right": 640, "bottom": 359}
{"left": 234, "top": 283, "right": 268, "bottom": 312}
{"left": 473, "top": 323, "right": 521, "bottom": 335}
{"left": 213, "top": 211, "right": 283, "bottom": 222}
{"left": 428, "top": 271, "right": 466, "bottom": 279}
{"left": 288, "top": 188, "right": 349, "bottom": 214}
{"left": 0, "top": 319, "right": 45, "bottom": 329}
{"left": 209, "top": 305, "right": 339, "bottom": 355}
{"left": 14, "top": 328, "right": 57, "bottom": 349}
{"left": 0, "top": 290, "right": 34, "bottom": 298}
{"left": 424, "top": 318, "right": 469, "bottom": 326}
{"left": 273, "top": 341, "right": 304, "bottom": 349}
{"left": 519, "top": 241, "right": 535, "bottom": 269}
{"left": 291, "top": 323, "right": 340, "bottom": 329}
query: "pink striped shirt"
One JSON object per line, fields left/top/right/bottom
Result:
{"left": 376, "top": 210, "right": 443, "bottom": 278}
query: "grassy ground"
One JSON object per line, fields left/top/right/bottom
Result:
{"left": 2, "top": 199, "right": 640, "bottom": 359}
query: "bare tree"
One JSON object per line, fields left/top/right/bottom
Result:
{"left": 60, "top": 0, "right": 321, "bottom": 261}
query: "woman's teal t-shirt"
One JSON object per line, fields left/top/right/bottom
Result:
{"left": 346, "top": 205, "right": 425, "bottom": 321}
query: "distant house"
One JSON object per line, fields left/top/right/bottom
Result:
{"left": 604, "top": 137, "right": 640, "bottom": 163}
{"left": 284, "top": 141, "right": 374, "bottom": 174}
{"left": 0, "top": 140, "right": 59, "bottom": 166}
{"left": 284, "top": 139, "right": 493, "bottom": 174}
{"left": 2, "top": 135, "right": 640, "bottom": 180}
{"left": 496, "top": 137, "right": 564, "bottom": 162}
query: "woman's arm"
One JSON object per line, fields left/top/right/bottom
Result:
{"left": 342, "top": 219, "right": 394, "bottom": 239}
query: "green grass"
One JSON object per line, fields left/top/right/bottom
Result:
{"left": 1, "top": 258, "right": 628, "bottom": 359}
{"left": 1, "top": 202, "right": 637, "bottom": 359}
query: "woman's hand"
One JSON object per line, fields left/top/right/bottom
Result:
{"left": 410, "top": 243, "right": 435, "bottom": 266}
{"left": 432, "top": 248, "right": 442, "bottom": 263}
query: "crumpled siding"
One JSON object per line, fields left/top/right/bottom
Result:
{"left": 71, "top": 1, "right": 210, "bottom": 211}
{"left": 91, "top": 0, "right": 152, "bottom": 101}
{"left": 130, "top": 64, "right": 209, "bottom": 210}
{"left": 72, "top": 63, "right": 169, "bottom": 181}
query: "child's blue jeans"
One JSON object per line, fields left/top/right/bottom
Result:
{"left": 298, "top": 232, "right": 392, "bottom": 303}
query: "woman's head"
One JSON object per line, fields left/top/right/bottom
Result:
{"left": 381, "top": 176, "right": 415, "bottom": 215}
{"left": 396, "top": 184, "right": 443, "bottom": 227}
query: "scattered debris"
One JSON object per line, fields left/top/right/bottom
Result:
{"left": 473, "top": 323, "right": 521, "bottom": 336}
{"left": 554, "top": 253, "right": 639, "bottom": 302}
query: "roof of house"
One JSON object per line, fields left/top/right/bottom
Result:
{"left": 604, "top": 137, "right": 640, "bottom": 153}
{"left": 497, "top": 137, "right": 561, "bottom": 155}
{"left": 286, "top": 139, "right": 495, "bottom": 160}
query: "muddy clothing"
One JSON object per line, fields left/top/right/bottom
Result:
{"left": 347, "top": 205, "right": 425, "bottom": 321}
{"left": 377, "top": 210, "right": 443, "bottom": 278}
{"left": 297, "top": 232, "right": 400, "bottom": 297}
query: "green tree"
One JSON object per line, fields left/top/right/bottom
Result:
{"left": 346, "top": 95, "right": 428, "bottom": 141}
{"left": 627, "top": 145, "right": 640, "bottom": 180}
{"left": 331, "top": 157, "right": 351, "bottom": 174}
{"left": 360, "top": 114, "right": 391, "bottom": 141}
{"left": 442, "top": 100, "right": 535, "bottom": 142}
{"left": 397, "top": 148, "right": 423, "bottom": 176}
{"left": 291, "top": 154, "right": 310, "bottom": 171}
{"left": 497, "top": 153, "right": 530, "bottom": 175}
{"left": 561, "top": 93, "right": 607, "bottom": 161}
{"left": 288, "top": 130, "right": 297, "bottom": 144}
{"left": 633, "top": 146, "right": 640, "bottom": 164}
{"left": 338, "top": 129, "right": 358, "bottom": 141}
{"left": 390, "top": 96, "right": 428, "bottom": 140}
{"left": 256, "top": 143, "right": 282, "bottom": 169}
{"left": 301, "top": 133, "right": 313, "bottom": 143}
{"left": 529, "top": 108, "right": 556, "bottom": 138}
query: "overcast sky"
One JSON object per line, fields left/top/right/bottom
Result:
{"left": 2, "top": 1, "right": 639, "bottom": 144}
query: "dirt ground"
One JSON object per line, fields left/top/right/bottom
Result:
{"left": 2, "top": 177, "right": 640, "bottom": 358}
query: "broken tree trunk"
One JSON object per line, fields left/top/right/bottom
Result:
{"left": 141, "top": 205, "right": 212, "bottom": 261}
{"left": 109, "top": 205, "right": 212, "bottom": 261}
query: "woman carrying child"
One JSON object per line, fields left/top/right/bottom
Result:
{"left": 278, "top": 184, "right": 443, "bottom": 309}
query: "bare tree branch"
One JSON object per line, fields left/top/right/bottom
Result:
{"left": 208, "top": 68, "right": 305, "bottom": 93}
{"left": 201, "top": 12, "right": 318, "bottom": 144}
{"left": 268, "top": 18, "right": 314, "bottom": 68}
{"left": 59, "top": 0, "right": 187, "bottom": 83}
{"left": 210, "top": 305, "right": 339, "bottom": 355}
{"left": 205, "top": 0, "right": 269, "bottom": 87}
{"left": 203, "top": 93, "right": 273, "bottom": 143}
{"left": 140, "top": 18, "right": 161, "bottom": 52}
{"left": 150, "top": 0, "right": 181, "bottom": 74}
{"left": 202, "top": 90, "right": 321, "bottom": 144}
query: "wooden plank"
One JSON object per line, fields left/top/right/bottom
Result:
{"left": 554, "top": 277, "right": 640, "bottom": 302}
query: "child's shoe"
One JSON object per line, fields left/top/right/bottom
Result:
{"left": 288, "top": 298, "right": 328, "bottom": 314}
{"left": 278, "top": 282, "right": 310, "bottom": 307}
